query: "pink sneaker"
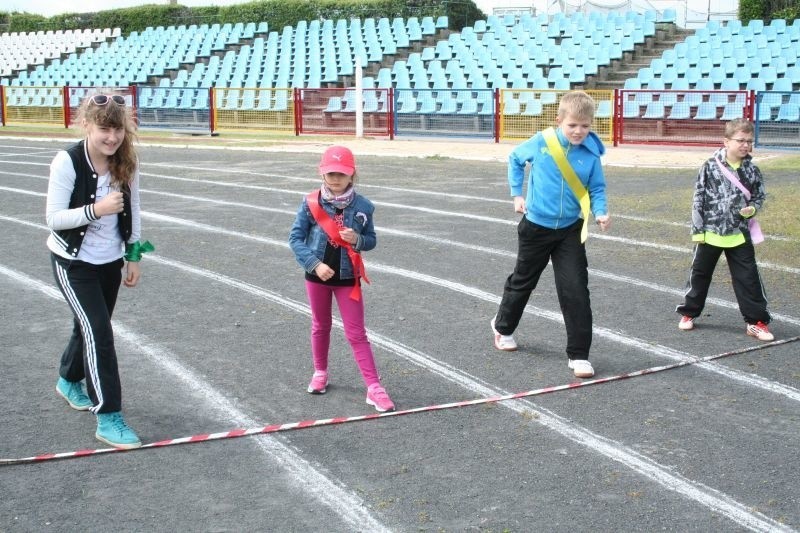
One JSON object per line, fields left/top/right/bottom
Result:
{"left": 307, "top": 371, "right": 328, "bottom": 394}
{"left": 366, "top": 384, "right": 395, "bottom": 412}
{"left": 678, "top": 316, "right": 695, "bottom": 330}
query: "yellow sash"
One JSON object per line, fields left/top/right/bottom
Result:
{"left": 542, "top": 127, "right": 590, "bottom": 243}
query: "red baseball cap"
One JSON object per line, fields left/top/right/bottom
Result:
{"left": 319, "top": 145, "right": 356, "bottom": 176}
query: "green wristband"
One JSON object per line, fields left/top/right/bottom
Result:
{"left": 124, "top": 240, "right": 155, "bottom": 262}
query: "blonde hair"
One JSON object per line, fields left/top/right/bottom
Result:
{"left": 557, "top": 91, "right": 596, "bottom": 121}
{"left": 78, "top": 94, "right": 138, "bottom": 189}
{"left": 724, "top": 118, "right": 754, "bottom": 138}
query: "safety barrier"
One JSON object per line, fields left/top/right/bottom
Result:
{"left": 616, "top": 89, "right": 753, "bottom": 145}
{"left": 1, "top": 85, "right": 798, "bottom": 150}
{"left": 499, "top": 89, "right": 614, "bottom": 144}
{"left": 297, "top": 87, "right": 393, "bottom": 137}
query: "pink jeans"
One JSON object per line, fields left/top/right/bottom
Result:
{"left": 305, "top": 280, "right": 380, "bottom": 387}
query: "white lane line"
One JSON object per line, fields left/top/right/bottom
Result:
{"left": 2, "top": 208, "right": 798, "bottom": 403}
{"left": 0, "top": 264, "right": 391, "bottom": 533}
{"left": 143, "top": 254, "right": 798, "bottom": 533}
{"left": 0, "top": 222, "right": 793, "bottom": 532}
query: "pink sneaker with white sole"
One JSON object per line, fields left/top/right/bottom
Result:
{"left": 307, "top": 371, "right": 328, "bottom": 394}
{"left": 366, "top": 384, "right": 395, "bottom": 412}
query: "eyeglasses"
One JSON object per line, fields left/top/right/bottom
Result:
{"left": 89, "top": 94, "right": 126, "bottom": 106}
{"left": 728, "top": 138, "right": 754, "bottom": 145}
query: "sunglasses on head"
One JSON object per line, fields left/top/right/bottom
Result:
{"left": 89, "top": 94, "right": 126, "bottom": 106}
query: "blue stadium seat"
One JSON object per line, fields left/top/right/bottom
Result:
{"left": 522, "top": 99, "right": 543, "bottom": 116}
{"left": 720, "top": 102, "right": 744, "bottom": 120}
{"left": 694, "top": 102, "right": 719, "bottom": 120}
{"left": 776, "top": 103, "right": 799, "bottom": 121}
{"left": 642, "top": 101, "right": 665, "bottom": 118}
{"left": 622, "top": 101, "right": 641, "bottom": 118}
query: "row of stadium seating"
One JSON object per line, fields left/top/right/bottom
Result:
{"left": 2, "top": 12, "right": 799, "bottom": 119}
{"left": 626, "top": 18, "right": 800, "bottom": 91}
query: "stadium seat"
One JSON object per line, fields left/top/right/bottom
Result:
{"left": 720, "top": 102, "right": 744, "bottom": 120}
{"left": 643, "top": 101, "right": 665, "bottom": 118}
{"left": 694, "top": 102, "right": 719, "bottom": 120}
{"left": 776, "top": 103, "right": 799, "bottom": 121}
{"left": 623, "top": 101, "right": 641, "bottom": 118}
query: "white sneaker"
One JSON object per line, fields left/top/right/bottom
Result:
{"left": 746, "top": 321, "right": 774, "bottom": 341}
{"left": 678, "top": 316, "right": 695, "bottom": 330}
{"left": 490, "top": 316, "right": 517, "bottom": 351}
{"left": 568, "top": 359, "right": 595, "bottom": 378}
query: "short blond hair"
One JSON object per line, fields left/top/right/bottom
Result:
{"left": 724, "top": 118, "right": 754, "bottom": 138}
{"left": 557, "top": 91, "right": 596, "bottom": 120}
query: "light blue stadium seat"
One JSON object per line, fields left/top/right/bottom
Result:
{"left": 720, "top": 102, "right": 744, "bottom": 120}
{"left": 502, "top": 98, "right": 520, "bottom": 115}
{"left": 457, "top": 98, "right": 478, "bottom": 114}
{"left": 667, "top": 102, "right": 691, "bottom": 119}
{"left": 694, "top": 101, "right": 719, "bottom": 119}
{"left": 324, "top": 96, "right": 342, "bottom": 112}
{"left": 596, "top": 100, "right": 613, "bottom": 118}
{"left": 642, "top": 101, "right": 665, "bottom": 118}
{"left": 622, "top": 101, "right": 641, "bottom": 118}
{"left": 522, "top": 99, "right": 543, "bottom": 116}
{"left": 757, "top": 104, "right": 775, "bottom": 121}
{"left": 776, "top": 103, "right": 799, "bottom": 121}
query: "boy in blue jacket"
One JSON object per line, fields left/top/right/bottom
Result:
{"left": 490, "top": 91, "right": 611, "bottom": 378}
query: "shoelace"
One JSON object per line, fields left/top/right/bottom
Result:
{"left": 107, "top": 414, "right": 131, "bottom": 434}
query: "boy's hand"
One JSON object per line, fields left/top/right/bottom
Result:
{"left": 513, "top": 196, "right": 526, "bottom": 213}
{"left": 740, "top": 206, "right": 756, "bottom": 218}
{"left": 596, "top": 214, "right": 611, "bottom": 232}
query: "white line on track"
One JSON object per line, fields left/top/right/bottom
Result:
{"left": 0, "top": 222, "right": 795, "bottom": 529}
{"left": 2, "top": 200, "right": 799, "bottom": 402}
{"left": 0, "top": 263, "right": 391, "bottom": 533}
{"left": 106, "top": 254, "right": 800, "bottom": 533}
{"left": 6, "top": 181, "right": 799, "bottom": 327}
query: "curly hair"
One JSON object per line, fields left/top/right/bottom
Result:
{"left": 78, "top": 95, "right": 139, "bottom": 190}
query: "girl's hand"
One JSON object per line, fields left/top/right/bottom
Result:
{"left": 314, "top": 263, "right": 336, "bottom": 281}
{"left": 513, "top": 196, "right": 526, "bottom": 213}
{"left": 339, "top": 228, "right": 357, "bottom": 244}
{"left": 94, "top": 191, "right": 124, "bottom": 217}
{"left": 123, "top": 261, "right": 141, "bottom": 287}
{"left": 596, "top": 214, "right": 611, "bottom": 232}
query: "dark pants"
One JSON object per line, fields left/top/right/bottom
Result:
{"left": 495, "top": 217, "right": 592, "bottom": 360}
{"left": 677, "top": 239, "right": 770, "bottom": 325}
{"left": 51, "top": 254, "right": 124, "bottom": 414}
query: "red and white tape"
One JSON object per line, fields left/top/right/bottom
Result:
{"left": 2, "top": 336, "right": 797, "bottom": 467}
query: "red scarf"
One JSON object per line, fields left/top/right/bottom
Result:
{"left": 306, "top": 190, "right": 370, "bottom": 300}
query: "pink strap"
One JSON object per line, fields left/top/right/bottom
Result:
{"left": 713, "top": 158, "right": 764, "bottom": 244}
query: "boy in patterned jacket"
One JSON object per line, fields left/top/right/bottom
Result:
{"left": 676, "top": 118, "right": 773, "bottom": 341}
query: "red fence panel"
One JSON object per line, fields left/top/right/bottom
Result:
{"left": 297, "top": 87, "right": 392, "bottom": 137}
{"left": 617, "top": 89, "right": 753, "bottom": 146}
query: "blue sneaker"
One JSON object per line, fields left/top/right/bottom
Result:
{"left": 56, "top": 377, "right": 93, "bottom": 411}
{"left": 95, "top": 412, "right": 142, "bottom": 449}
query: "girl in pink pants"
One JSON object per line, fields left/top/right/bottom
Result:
{"left": 289, "top": 146, "right": 395, "bottom": 412}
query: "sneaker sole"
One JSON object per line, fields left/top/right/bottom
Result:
{"left": 95, "top": 433, "right": 142, "bottom": 450}
{"left": 493, "top": 341, "right": 518, "bottom": 351}
{"left": 307, "top": 387, "right": 327, "bottom": 394}
{"left": 55, "top": 385, "right": 92, "bottom": 411}
{"left": 568, "top": 362, "right": 595, "bottom": 379}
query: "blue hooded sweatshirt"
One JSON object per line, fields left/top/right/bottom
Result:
{"left": 508, "top": 128, "right": 608, "bottom": 230}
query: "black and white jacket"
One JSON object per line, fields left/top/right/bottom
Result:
{"left": 45, "top": 140, "right": 139, "bottom": 259}
{"left": 691, "top": 147, "right": 765, "bottom": 238}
